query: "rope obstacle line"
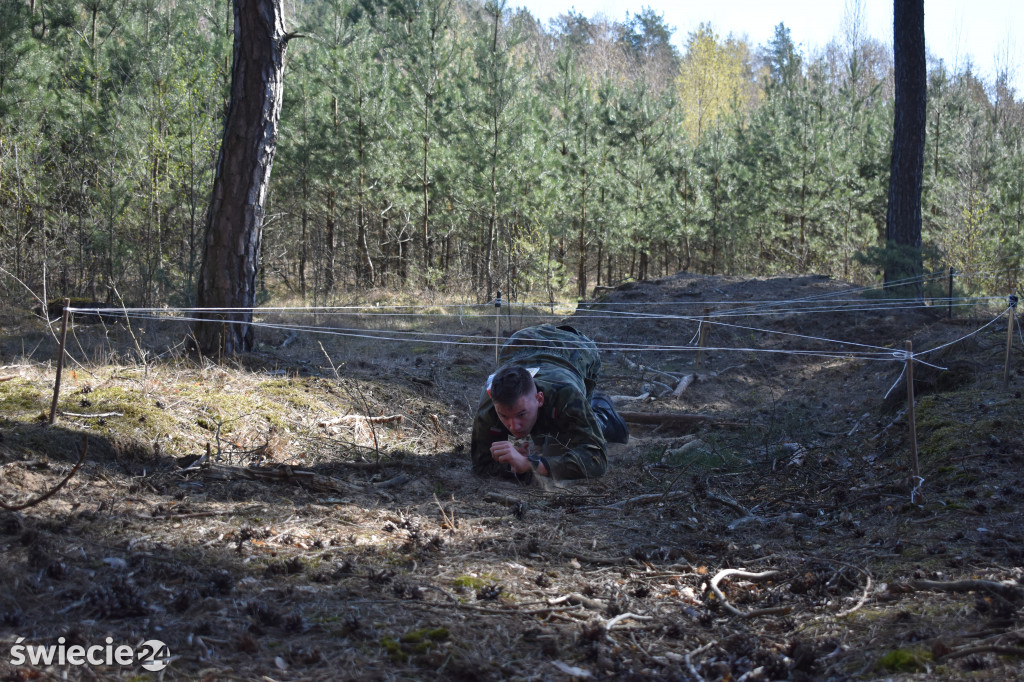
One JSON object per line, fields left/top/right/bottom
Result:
{"left": 63, "top": 304, "right": 1011, "bottom": 369}
{"left": 65, "top": 295, "right": 1003, "bottom": 316}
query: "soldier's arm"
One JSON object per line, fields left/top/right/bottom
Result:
{"left": 537, "top": 397, "right": 608, "bottom": 480}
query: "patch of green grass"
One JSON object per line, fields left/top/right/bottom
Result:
{"left": 876, "top": 648, "right": 931, "bottom": 672}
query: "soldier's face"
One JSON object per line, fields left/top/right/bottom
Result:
{"left": 494, "top": 390, "right": 544, "bottom": 440}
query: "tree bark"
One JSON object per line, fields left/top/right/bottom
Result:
{"left": 193, "top": 0, "right": 289, "bottom": 355}
{"left": 884, "top": 0, "right": 926, "bottom": 298}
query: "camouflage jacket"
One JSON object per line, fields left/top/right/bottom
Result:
{"left": 471, "top": 324, "right": 608, "bottom": 482}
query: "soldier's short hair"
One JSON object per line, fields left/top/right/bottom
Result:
{"left": 490, "top": 364, "right": 535, "bottom": 406}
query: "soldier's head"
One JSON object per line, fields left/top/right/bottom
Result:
{"left": 489, "top": 364, "right": 544, "bottom": 439}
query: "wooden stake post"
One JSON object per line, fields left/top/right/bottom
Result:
{"left": 1005, "top": 295, "right": 1018, "bottom": 388}
{"left": 947, "top": 267, "right": 955, "bottom": 319}
{"left": 695, "top": 308, "right": 712, "bottom": 369}
{"left": 48, "top": 298, "right": 71, "bottom": 426}
{"left": 905, "top": 340, "right": 920, "bottom": 488}
{"left": 494, "top": 291, "right": 502, "bottom": 365}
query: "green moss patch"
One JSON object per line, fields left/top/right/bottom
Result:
{"left": 876, "top": 648, "right": 932, "bottom": 673}
{"left": 0, "top": 379, "right": 47, "bottom": 416}
{"left": 381, "top": 627, "right": 450, "bottom": 662}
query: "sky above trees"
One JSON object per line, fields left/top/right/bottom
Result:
{"left": 513, "top": 0, "right": 1023, "bottom": 92}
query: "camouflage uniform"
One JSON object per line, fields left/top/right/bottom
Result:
{"left": 471, "top": 324, "right": 608, "bottom": 482}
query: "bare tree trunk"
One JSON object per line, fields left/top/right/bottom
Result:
{"left": 884, "top": 0, "right": 925, "bottom": 298}
{"left": 324, "top": 190, "right": 336, "bottom": 294}
{"left": 193, "top": 0, "right": 290, "bottom": 354}
{"left": 299, "top": 174, "right": 308, "bottom": 300}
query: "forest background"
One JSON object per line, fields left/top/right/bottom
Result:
{"left": 1, "top": 0, "right": 1022, "bottom": 311}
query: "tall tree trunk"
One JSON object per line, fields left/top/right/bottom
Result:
{"left": 193, "top": 0, "right": 289, "bottom": 355}
{"left": 884, "top": 0, "right": 926, "bottom": 297}
{"left": 324, "top": 190, "right": 336, "bottom": 294}
{"left": 422, "top": 98, "right": 432, "bottom": 273}
{"left": 577, "top": 190, "right": 587, "bottom": 298}
{"left": 299, "top": 174, "right": 308, "bottom": 300}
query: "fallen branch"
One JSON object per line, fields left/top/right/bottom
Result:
{"left": 618, "top": 411, "right": 744, "bottom": 428}
{"left": 0, "top": 376, "right": 16, "bottom": 383}
{"left": 727, "top": 512, "right": 810, "bottom": 531}
{"left": 202, "top": 463, "right": 364, "bottom": 494}
{"left": 641, "top": 365, "right": 684, "bottom": 383}
{"left": 483, "top": 491, "right": 524, "bottom": 506}
{"left": 609, "top": 392, "right": 650, "bottom": 404}
{"left": 600, "top": 489, "right": 689, "bottom": 510}
{"left": 0, "top": 436, "right": 87, "bottom": 511}
{"left": 685, "top": 641, "right": 715, "bottom": 681}
{"left": 651, "top": 380, "right": 675, "bottom": 395}
{"left": 706, "top": 569, "right": 781, "bottom": 617}
{"left": 907, "top": 579, "right": 1024, "bottom": 603}
{"left": 672, "top": 374, "right": 696, "bottom": 397}
{"left": 372, "top": 472, "right": 413, "bottom": 489}
{"left": 937, "top": 644, "right": 1024, "bottom": 661}
{"left": 870, "top": 409, "right": 906, "bottom": 441}
{"left": 279, "top": 330, "right": 299, "bottom": 349}
{"left": 319, "top": 414, "right": 404, "bottom": 428}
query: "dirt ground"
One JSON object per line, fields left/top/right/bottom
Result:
{"left": 1, "top": 273, "right": 1023, "bottom": 681}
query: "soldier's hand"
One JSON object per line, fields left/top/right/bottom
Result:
{"left": 490, "top": 440, "right": 531, "bottom": 474}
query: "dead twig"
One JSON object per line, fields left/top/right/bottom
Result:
{"left": 59, "top": 411, "right": 124, "bottom": 418}
{"left": 319, "top": 414, "right": 404, "bottom": 428}
{"left": 706, "top": 489, "right": 750, "bottom": 517}
{"left": 706, "top": 569, "right": 781, "bottom": 617}
{"left": 433, "top": 493, "right": 456, "bottom": 530}
{"left": 547, "top": 593, "right": 605, "bottom": 611}
{"left": 0, "top": 436, "right": 87, "bottom": 511}
{"left": 835, "top": 564, "right": 874, "bottom": 617}
{"left": 605, "top": 612, "right": 654, "bottom": 630}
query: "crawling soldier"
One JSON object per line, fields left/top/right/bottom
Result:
{"left": 471, "top": 324, "right": 628, "bottom": 483}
